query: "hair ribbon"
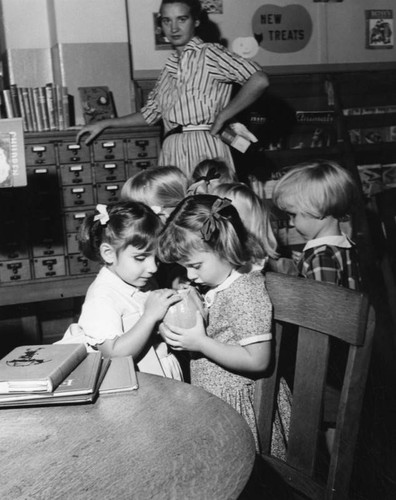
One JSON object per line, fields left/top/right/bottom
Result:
{"left": 195, "top": 167, "right": 221, "bottom": 185}
{"left": 201, "top": 197, "right": 232, "bottom": 242}
{"left": 94, "top": 204, "right": 109, "bottom": 226}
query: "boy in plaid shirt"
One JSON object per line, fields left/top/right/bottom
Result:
{"left": 272, "top": 160, "right": 361, "bottom": 290}
{"left": 272, "top": 159, "right": 362, "bottom": 451}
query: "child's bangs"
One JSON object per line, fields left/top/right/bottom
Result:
{"left": 122, "top": 217, "right": 162, "bottom": 252}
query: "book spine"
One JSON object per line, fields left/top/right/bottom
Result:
{"left": 45, "top": 83, "right": 57, "bottom": 131}
{"left": 38, "top": 86, "right": 50, "bottom": 131}
{"left": 9, "top": 84, "right": 22, "bottom": 118}
{"left": 3, "top": 89, "right": 15, "bottom": 118}
{"left": 48, "top": 344, "right": 87, "bottom": 392}
{"left": 17, "top": 87, "right": 29, "bottom": 132}
{"left": 62, "top": 86, "right": 70, "bottom": 129}
{"left": 20, "top": 88, "right": 34, "bottom": 132}
{"left": 32, "top": 87, "right": 44, "bottom": 132}
{"left": 55, "top": 84, "right": 64, "bottom": 130}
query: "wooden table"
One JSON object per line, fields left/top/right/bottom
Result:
{"left": 0, "top": 373, "right": 256, "bottom": 499}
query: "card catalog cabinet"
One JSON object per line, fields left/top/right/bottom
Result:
{"left": 0, "top": 126, "right": 160, "bottom": 303}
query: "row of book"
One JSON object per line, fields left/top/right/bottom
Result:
{"left": 0, "top": 343, "right": 138, "bottom": 408}
{"left": 1, "top": 83, "right": 71, "bottom": 132}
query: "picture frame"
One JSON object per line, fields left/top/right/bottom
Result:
{"left": 366, "top": 10, "right": 394, "bottom": 49}
{"left": 153, "top": 12, "right": 172, "bottom": 50}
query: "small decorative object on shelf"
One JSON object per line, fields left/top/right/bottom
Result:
{"left": 0, "top": 117, "right": 27, "bottom": 188}
{"left": 78, "top": 86, "right": 116, "bottom": 124}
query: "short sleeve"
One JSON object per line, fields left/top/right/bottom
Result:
{"left": 227, "top": 273, "right": 272, "bottom": 345}
{"left": 140, "top": 69, "right": 166, "bottom": 125}
{"left": 79, "top": 297, "right": 123, "bottom": 346}
{"left": 205, "top": 44, "right": 262, "bottom": 84}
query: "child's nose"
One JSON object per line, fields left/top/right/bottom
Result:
{"left": 186, "top": 268, "right": 197, "bottom": 281}
{"left": 146, "top": 256, "right": 158, "bottom": 274}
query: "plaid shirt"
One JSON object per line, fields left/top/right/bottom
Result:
{"left": 297, "top": 235, "right": 361, "bottom": 290}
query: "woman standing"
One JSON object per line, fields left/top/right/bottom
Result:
{"left": 77, "top": 0, "right": 269, "bottom": 176}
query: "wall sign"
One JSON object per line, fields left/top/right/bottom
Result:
{"left": 366, "top": 10, "right": 394, "bottom": 49}
{"left": 252, "top": 4, "right": 313, "bottom": 53}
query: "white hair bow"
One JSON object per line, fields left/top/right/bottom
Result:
{"left": 94, "top": 204, "right": 109, "bottom": 225}
{"left": 151, "top": 205, "right": 163, "bottom": 215}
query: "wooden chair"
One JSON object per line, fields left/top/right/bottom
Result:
{"left": 255, "top": 272, "right": 375, "bottom": 500}
{"left": 374, "top": 187, "right": 396, "bottom": 330}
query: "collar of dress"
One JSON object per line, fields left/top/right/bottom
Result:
{"left": 303, "top": 233, "right": 353, "bottom": 252}
{"left": 204, "top": 269, "right": 242, "bottom": 308}
{"left": 170, "top": 36, "right": 204, "bottom": 59}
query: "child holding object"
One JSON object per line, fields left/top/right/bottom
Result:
{"left": 272, "top": 160, "right": 361, "bottom": 289}
{"left": 121, "top": 165, "right": 189, "bottom": 289}
{"left": 61, "top": 201, "right": 183, "bottom": 379}
{"left": 158, "top": 194, "right": 287, "bottom": 453}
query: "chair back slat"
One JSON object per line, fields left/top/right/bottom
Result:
{"left": 255, "top": 272, "right": 375, "bottom": 500}
{"left": 287, "top": 328, "right": 330, "bottom": 475}
{"left": 265, "top": 272, "right": 369, "bottom": 345}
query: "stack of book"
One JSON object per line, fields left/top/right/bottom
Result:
{"left": 1, "top": 83, "right": 71, "bottom": 132}
{"left": 0, "top": 344, "right": 138, "bottom": 408}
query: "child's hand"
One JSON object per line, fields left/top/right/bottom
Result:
{"left": 144, "top": 289, "right": 182, "bottom": 323}
{"left": 160, "top": 311, "right": 207, "bottom": 352}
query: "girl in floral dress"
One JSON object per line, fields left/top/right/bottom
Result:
{"left": 158, "top": 194, "right": 287, "bottom": 455}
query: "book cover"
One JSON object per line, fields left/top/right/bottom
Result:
{"left": 0, "top": 343, "right": 87, "bottom": 393}
{"left": 287, "top": 126, "right": 335, "bottom": 149}
{"left": 357, "top": 164, "right": 384, "bottom": 197}
{"left": 78, "top": 86, "right": 116, "bottom": 125}
{"left": 0, "top": 352, "right": 103, "bottom": 407}
{"left": 0, "top": 118, "right": 27, "bottom": 188}
{"left": 99, "top": 356, "right": 139, "bottom": 394}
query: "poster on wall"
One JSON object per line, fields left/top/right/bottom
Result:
{"left": 252, "top": 4, "right": 313, "bottom": 53}
{"left": 365, "top": 10, "right": 393, "bottom": 49}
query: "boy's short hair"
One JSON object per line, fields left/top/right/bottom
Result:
{"left": 272, "top": 160, "right": 357, "bottom": 221}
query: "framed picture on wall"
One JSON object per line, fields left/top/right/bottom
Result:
{"left": 366, "top": 10, "right": 394, "bottom": 49}
{"left": 153, "top": 13, "right": 172, "bottom": 50}
{"left": 201, "top": 0, "right": 223, "bottom": 14}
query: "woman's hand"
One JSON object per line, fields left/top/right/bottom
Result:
{"left": 76, "top": 121, "right": 108, "bottom": 145}
{"left": 144, "top": 289, "right": 182, "bottom": 323}
{"left": 161, "top": 311, "right": 207, "bottom": 352}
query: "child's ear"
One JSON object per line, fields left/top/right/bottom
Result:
{"left": 100, "top": 243, "right": 116, "bottom": 265}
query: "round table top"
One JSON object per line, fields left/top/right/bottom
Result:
{"left": 1, "top": 373, "right": 256, "bottom": 500}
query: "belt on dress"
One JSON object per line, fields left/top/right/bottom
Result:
{"left": 163, "top": 124, "right": 212, "bottom": 140}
